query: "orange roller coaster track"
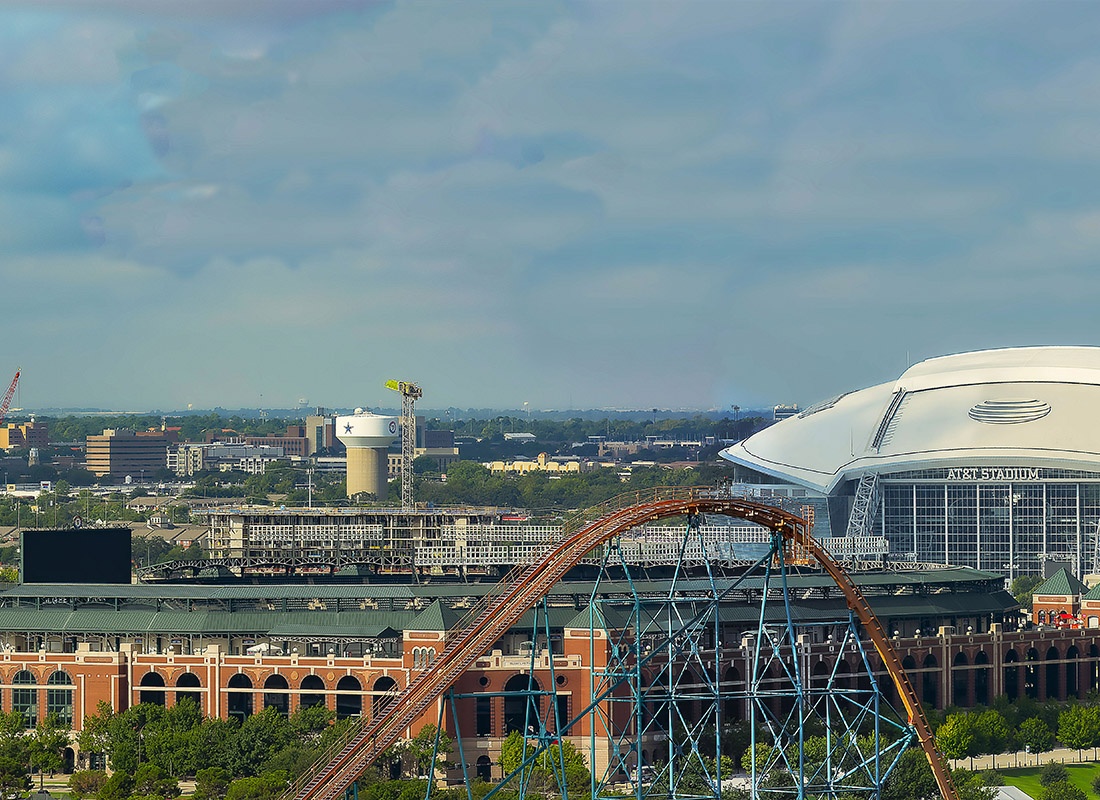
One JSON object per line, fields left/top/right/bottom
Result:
{"left": 283, "top": 487, "right": 959, "bottom": 800}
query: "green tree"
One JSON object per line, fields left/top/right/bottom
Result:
{"left": 1018, "top": 716, "right": 1055, "bottom": 757}
{"left": 1057, "top": 705, "right": 1100, "bottom": 759}
{"left": 0, "top": 754, "right": 30, "bottom": 798}
{"left": 1010, "top": 575, "right": 1043, "bottom": 606}
{"left": 973, "top": 709, "right": 1011, "bottom": 767}
{"left": 106, "top": 703, "right": 165, "bottom": 773}
{"left": 132, "top": 763, "right": 180, "bottom": 799}
{"left": 1039, "top": 759, "right": 1069, "bottom": 786}
{"left": 498, "top": 731, "right": 535, "bottom": 784}
{"left": 1039, "top": 779, "right": 1085, "bottom": 800}
{"left": 496, "top": 731, "right": 589, "bottom": 795}
{"left": 400, "top": 725, "right": 453, "bottom": 778}
{"left": 224, "top": 771, "right": 291, "bottom": 800}
{"left": 68, "top": 769, "right": 109, "bottom": 800}
{"left": 288, "top": 704, "right": 333, "bottom": 742}
{"left": 881, "top": 749, "right": 938, "bottom": 800}
{"left": 141, "top": 697, "right": 203, "bottom": 777}
{"left": 97, "top": 770, "right": 134, "bottom": 800}
{"left": 951, "top": 768, "right": 998, "bottom": 800}
{"left": 937, "top": 713, "right": 978, "bottom": 765}
{"left": 540, "top": 739, "right": 590, "bottom": 796}
{"left": 192, "top": 767, "right": 232, "bottom": 800}
{"left": 188, "top": 717, "right": 239, "bottom": 773}
{"left": 228, "top": 707, "right": 294, "bottom": 777}
{"left": 739, "top": 742, "right": 774, "bottom": 775}
{"left": 29, "top": 713, "right": 69, "bottom": 789}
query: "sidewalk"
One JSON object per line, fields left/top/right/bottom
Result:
{"left": 951, "top": 745, "right": 1100, "bottom": 771}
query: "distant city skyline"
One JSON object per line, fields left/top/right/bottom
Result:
{"left": 17, "top": 403, "right": 775, "bottom": 419}
{"left": 5, "top": 2, "right": 1100, "bottom": 411}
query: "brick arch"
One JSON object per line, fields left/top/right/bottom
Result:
{"left": 135, "top": 664, "right": 175, "bottom": 683}
{"left": 0, "top": 667, "right": 23, "bottom": 684}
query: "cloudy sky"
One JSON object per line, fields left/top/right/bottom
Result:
{"left": 3, "top": 1, "right": 1100, "bottom": 412}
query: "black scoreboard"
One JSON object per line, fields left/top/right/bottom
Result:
{"left": 20, "top": 527, "right": 132, "bottom": 584}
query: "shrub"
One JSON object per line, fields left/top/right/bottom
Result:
{"left": 1039, "top": 780, "right": 1085, "bottom": 800}
{"left": 68, "top": 770, "right": 108, "bottom": 800}
{"left": 97, "top": 771, "right": 134, "bottom": 800}
{"left": 1039, "top": 759, "right": 1068, "bottom": 787}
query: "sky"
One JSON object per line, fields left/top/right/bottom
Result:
{"left": 4, "top": 1, "right": 1100, "bottom": 413}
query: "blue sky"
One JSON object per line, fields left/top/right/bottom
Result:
{"left": 3, "top": 1, "right": 1100, "bottom": 412}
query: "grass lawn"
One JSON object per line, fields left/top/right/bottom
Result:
{"left": 1000, "top": 762, "right": 1100, "bottom": 798}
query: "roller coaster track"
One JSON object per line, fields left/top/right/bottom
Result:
{"left": 282, "top": 487, "right": 958, "bottom": 800}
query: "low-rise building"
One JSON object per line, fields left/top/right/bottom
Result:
{"left": 487, "top": 452, "right": 584, "bottom": 475}
{"left": 1033, "top": 568, "right": 1088, "bottom": 627}
{"left": 170, "top": 443, "right": 286, "bottom": 476}
{"left": 0, "top": 421, "right": 48, "bottom": 450}
{"left": 85, "top": 429, "right": 175, "bottom": 481}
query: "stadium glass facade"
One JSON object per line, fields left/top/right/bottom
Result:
{"left": 876, "top": 467, "right": 1100, "bottom": 577}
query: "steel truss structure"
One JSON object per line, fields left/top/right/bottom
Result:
{"left": 394, "top": 518, "right": 917, "bottom": 800}
{"left": 284, "top": 487, "right": 958, "bottom": 800}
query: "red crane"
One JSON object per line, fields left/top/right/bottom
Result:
{"left": 0, "top": 370, "right": 20, "bottom": 426}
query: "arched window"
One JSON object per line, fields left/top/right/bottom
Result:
{"left": 227, "top": 673, "right": 253, "bottom": 722}
{"left": 176, "top": 673, "right": 202, "bottom": 709}
{"left": 1038, "top": 610, "right": 1047, "bottom": 624}
{"left": 952, "top": 652, "right": 969, "bottom": 707}
{"left": 264, "top": 675, "right": 289, "bottom": 715}
{"left": 46, "top": 671, "right": 73, "bottom": 726}
{"left": 504, "top": 674, "right": 541, "bottom": 734}
{"left": 13, "top": 670, "right": 37, "bottom": 725}
{"left": 336, "top": 676, "right": 362, "bottom": 720}
{"left": 476, "top": 755, "right": 492, "bottom": 781}
{"left": 139, "top": 672, "right": 166, "bottom": 706}
{"left": 974, "top": 652, "right": 991, "bottom": 706}
{"left": 301, "top": 675, "right": 326, "bottom": 709}
{"left": 373, "top": 677, "right": 398, "bottom": 717}
{"left": 921, "top": 654, "right": 938, "bottom": 709}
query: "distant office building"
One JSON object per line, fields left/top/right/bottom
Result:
{"left": 86, "top": 429, "right": 174, "bottom": 480}
{"left": 305, "top": 412, "right": 336, "bottom": 455}
{"left": 245, "top": 426, "right": 309, "bottom": 458}
{"left": 0, "top": 421, "right": 48, "bottom": 450}
{"left": 170, "top": 443, "right": 287, "bottom": 476}
{"left": 424, "top": 429, "right": 456, "bottom": 449}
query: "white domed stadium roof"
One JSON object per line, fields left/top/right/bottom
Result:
{"left": 721, "top": 346, "right": 1100, "bottom": 493}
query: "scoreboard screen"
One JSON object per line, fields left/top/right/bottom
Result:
{"left": 20, "top": 527, "right": 132, "bottom": 584}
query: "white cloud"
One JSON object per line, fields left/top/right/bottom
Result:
{"left": 7, "top": 1, "right": 1100, "bottom": 410}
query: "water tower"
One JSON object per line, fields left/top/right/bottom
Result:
{"left": 336, "top": 409, "right": 399, "bottom": 500}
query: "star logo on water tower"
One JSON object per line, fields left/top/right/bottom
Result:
{"left": 344, "top": 423, "right": 353, "bottom": 433}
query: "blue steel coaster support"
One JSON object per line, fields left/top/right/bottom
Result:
{"left": 748, "top": 530, "right": 913, "bottom": 799}
{"left": 588, "top": 515, "right": 755, "bottom": 800}
{"left": 447, "top": 689, "right": 474, "bottom": 796}
{"left": 422, "top": 498, "right": 916, "bottom": 800}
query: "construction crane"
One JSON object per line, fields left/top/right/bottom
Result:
{"left": 0, "top": 370, "right": 20, "bottom": 426}
{"left": 384, "top": 379, "right": 422, "bottom": 510}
